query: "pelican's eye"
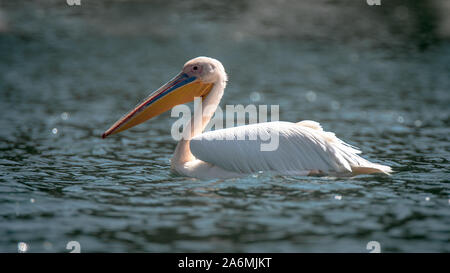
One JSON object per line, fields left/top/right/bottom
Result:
{"left": 190, "top": 65, "right": 203, "bottom": 74}
{"left": 187, "top": 64, "right": 203, "bottom": 75}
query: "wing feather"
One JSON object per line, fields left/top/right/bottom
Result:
{"left": 189, "top": 121, "right": 387, "bottom": 175}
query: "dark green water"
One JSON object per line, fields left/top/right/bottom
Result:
{"left": 0, "top": 0, "right": 449, "bottom": 252}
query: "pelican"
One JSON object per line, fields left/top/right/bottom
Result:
{"left": 102, "top": 56, "right": 391, "bottom": 179}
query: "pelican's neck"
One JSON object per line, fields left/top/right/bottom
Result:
{"left": 187, "top": 79, "right": 225, "bottom": 138}
{"left": 171, "top": 77, "right": 226, "bottom": 167}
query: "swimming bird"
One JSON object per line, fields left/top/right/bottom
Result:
{"left": 102, "top": 56, "right": 391, "bottom": 179}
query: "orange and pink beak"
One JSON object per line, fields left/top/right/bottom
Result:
{"left": 102, "top": 72, "right": 213, "bottom": 138}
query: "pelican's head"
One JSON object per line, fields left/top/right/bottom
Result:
{"left": 102, "top": 56, "right": 226, "bottom": 138}
{"left": 183, "top": 56, "right": 227, "bottom": 84}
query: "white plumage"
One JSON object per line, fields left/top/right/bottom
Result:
{"left": 190, "top": 121, "right": 391, "bottom": 177}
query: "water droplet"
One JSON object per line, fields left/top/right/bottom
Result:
{"left": 425, "top": 197, "right": 430, "bottom": 201}
{"left": 61, "top": 112, "right": 69, "bottom": 120}
{"left": 334, "top": 195, "right": 342, "bottom": 200}
{"left": 414, "top": 120, "right": 422, "bottom": 127}
{"left": 18, "top": 242, "right": 28, "bottom": 253}
{"left": 52, "top": 128, "right": 58, "bottom": 134}
{"left": 30, "top": 198, "right": 35, "bottom": 203}
{"left": 250, "top": 92, "right": 261, "bottom": 102}
{"left": 397, "top": 116, "right": 404, "bottom": 123}
{"left": 306, "top": 91, "right": 317, "bottom": 102}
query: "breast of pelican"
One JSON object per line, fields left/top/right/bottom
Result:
{"left": 102, "top": 56, "right": 391, "bottom": 179}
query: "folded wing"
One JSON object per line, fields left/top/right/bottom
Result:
{"left": 189, "top": 121, "right": 390, "bottom": 175}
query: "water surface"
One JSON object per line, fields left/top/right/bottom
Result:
{"left": 0, "top": 0, "right": 449, "bottom": 252}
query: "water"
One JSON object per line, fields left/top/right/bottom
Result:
{"left": 0, "top": 0, "right": 449, "bottom": 252}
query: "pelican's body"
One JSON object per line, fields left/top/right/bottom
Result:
{"left": 102, "top": 57, "right": 391, "bottom": 179}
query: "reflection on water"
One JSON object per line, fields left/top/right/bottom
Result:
{"left": 0, "top": 0, "right": 449, "bottom": 252}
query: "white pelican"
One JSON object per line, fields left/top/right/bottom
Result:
{"left": 102, "top": 56, "right": 391, "bottom": 179}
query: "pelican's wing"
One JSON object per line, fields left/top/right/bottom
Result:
{"left": 190, "top": 121, "right": 390, "bottom": 175}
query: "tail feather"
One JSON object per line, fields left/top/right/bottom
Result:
{"left": 351, "top": 163, "right": 392, "bottom": 175}
{"left": 297, "top": 120, "right": 392, "bottom": 176}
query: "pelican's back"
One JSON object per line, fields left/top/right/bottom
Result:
{"left": 190, "top": 121, "right": 391, "bottom": 175}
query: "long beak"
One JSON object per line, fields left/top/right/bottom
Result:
{"left": 102, "top": 72, "right": 213, "bottom": 138}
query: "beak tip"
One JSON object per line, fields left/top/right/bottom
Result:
{"left": 101, "top": 132, "right": 108, "bottom": 139}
